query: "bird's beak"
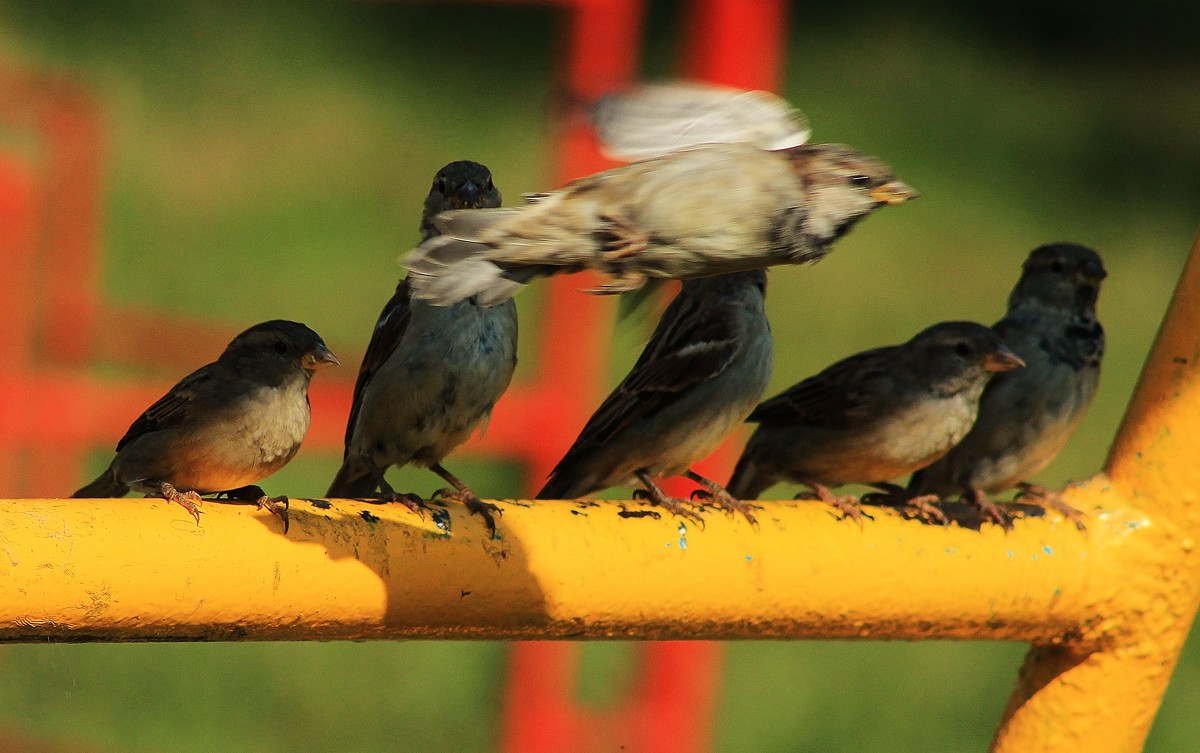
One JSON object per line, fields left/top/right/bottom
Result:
{"left": 869, "top": 180, "right": 918, "bottom": 205}
{"left": 304, "top": 343, "right": 340, "bottom": 369}
{"left": 1081, "top": 259, "right": 1108, "bottom": 282}
{"left": 983, "top": 346, "right": 1025, "bottom": 372}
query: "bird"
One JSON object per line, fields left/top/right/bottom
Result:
{"left": 403, "top": 83, "right": 916, "bottom": 306}
{"left": 909, "top": 243, "right": 1106, "bottom": 530}
{"left": 73, "top": 319, "right": 339, "bottom": 531}
{"left": 536, "top": 268, "right": 773, "bottom": 525}
{"left": 326, "top": 160, "right": 518, "bottom": 537}
{"left": 727, "top": 321, "right": 1025, "bottom": 522}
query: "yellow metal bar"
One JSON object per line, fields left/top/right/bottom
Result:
{"left": 0, "top": 493, "right": 1158, "bottom": 644}
{"left": 991, "top": 231, "right": 1200, "bottom": 753}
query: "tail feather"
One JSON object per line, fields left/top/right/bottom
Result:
{"left": 726, "top": 452, "right": 774, "bottom": 500}
{"left": 72, "top": 465, "right": 130, "bottom": 498}
{"left": 403, "top": 237, "right": 529, "bottom": 306}
{"left": 535, "top": 468, "right": 593, "bottom": 501}
{"left": 326, "top": 457, "right": 381, "bottom": 498}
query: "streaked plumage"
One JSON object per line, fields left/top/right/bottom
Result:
{"left": 537, "top": 269, "right": 772, "bottom": 524}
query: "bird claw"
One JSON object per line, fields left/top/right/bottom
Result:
{"left": 690, "top": 488, "right": 760, "bottom": 527}
{"left": 798, "top": 484, "right": 872, "bottom": 526}
{"left": 155, "top": 483, "right": 202, "bottom": 525}
{"left": 432, "top": 487, "right": 500, "bottom": 539}
{"left": 255, "top": 495, "right": 290, "bottom": 534}
{"left": 383, "top": 491, "right": 428, "bottom": 519}
{"left": 861, "top": 489, "right": 948, "bottom": 525}
{"left": 970, "top": 492, "right": 1015, "bottom": 531}
{"left": 1016, "top": 483, "right": 1088, "bottom": 532}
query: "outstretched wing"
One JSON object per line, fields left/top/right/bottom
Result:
{"left": 591, "top": 81, "right": 811, "bottom": 161}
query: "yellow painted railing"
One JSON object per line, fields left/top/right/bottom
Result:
{"left": 4, "top": 234, "right": 1200, "bottom": 751}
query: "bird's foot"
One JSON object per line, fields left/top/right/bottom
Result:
{"left": 968, "top": 489, "right": 1014, "bottom": 531}
{"left": 690, "top": 487, "right": 759, "bottom": 527}
{"left": 632, "top": 487, "right": 705, "bottom": 527}
{"left": 861, "top": 484, "right": 948, "bottom": 525}
{"left": 432, "top": 487, "right": 500, "bottom": 539}
{"left": 797, "top": 484, "right": 871, "bottom": 525}
{"left": 1015, "top": 482, "right": 1088, "bottom": 532}
{"left": 585, "top": 270, "right": 649, "bottom": 296}
{"left": 155, "top": 482, "right": 202, "bottom": 525}
{"left": 381, "top": 491, "right": 428, "bottom": 519}
{"left": 255, "top": 495, "right": 290, "bottom": 534}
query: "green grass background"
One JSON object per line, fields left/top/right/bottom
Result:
{"left": 0, "top": 1, "right": 1197, "bottom": 751}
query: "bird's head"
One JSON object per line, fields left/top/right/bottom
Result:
{"left": 909, "top": 321, "right": 1024, "bottom": 396}
{"left": 1009, "top": 243, "right": 1107, "bottom": 314}
{"left": 420, "top": 160, "right": 502, "bottom": 240}
{"left": 785, "top": 143, "right": 916, "bottom": 250}
{"left": 221, "top": 320, "right": 339, "bottom": 382}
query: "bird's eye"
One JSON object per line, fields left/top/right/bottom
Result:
{"left": 1050, "top": 260, "right": 1065, "bottom": 273}
{"left": 849, "top": 174, "right": 871, "bottom": 187}
{"left": 954, "top": 343, "right": 971, "bottom": 358}
{"left": 273, "top": 340, "right": 289, "bottom": 355}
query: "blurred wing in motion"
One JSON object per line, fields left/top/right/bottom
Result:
{"left": 591, "top": 81, "right": 811, "bottom": 161}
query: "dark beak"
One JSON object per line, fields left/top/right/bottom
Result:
{"left": 452, "top": 180, "right": 481, "bottom": 208}
{"left": 983, "top": 346, "right": 1025, "bottom": 372}
{"left": 1082, "top": 259, "right": 1108, "bottom": 281}
{"left": 304, "top": 343, "right": 340, "bottom": 369}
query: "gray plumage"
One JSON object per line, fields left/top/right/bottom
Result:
{"left": 727, "top": 322, "right": 1023, "bottom": 502}
{"left": 404, "top": 138, "right": 915, "bottom": 306}
{"left": 327, "top": 161, "right": 517, "bottom": 535}
{"left": 909, "top": 244, "right": 1106, "bottom": 513}
{"left": 537, "top": 269, "right": 772, "bottom": 523}
{"left": 73, "top": 320, "right": 338, "bottom": 523}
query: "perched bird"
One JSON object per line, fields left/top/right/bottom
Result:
{"left": 403, "top": 84, "right": 915, "bottom": 306}
{"left": 327, "top": 161, "right": 517, "bottom": 537}
{"left": 73, "top": 320, "right": 339, "bottom": 530}
{"left": 909, "top": 243, "right": 1106, "bottom": 530}
{"left": 727, "top": 322, "right": 1024, "bottom": 522}
{"left": 537, "top": 269, "right": 773, "bottom": 524}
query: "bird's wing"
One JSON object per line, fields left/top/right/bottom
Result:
{"left": 590, "top": 81, "right": 811, "bottom": 161}
{"left": 115, "top": 366, "right": 216, "bottom": 452}
{"left": 748, "top": 346, "right": 898, "bottom": 428}
{"left": 343, "top": 278, "right": 415, "bottom": 450}
{"left": 564, "top": 287, "right": 740, "bottom": 451}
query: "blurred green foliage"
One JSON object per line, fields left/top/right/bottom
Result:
{"left": 0, "top": 1, "right": 1196, "bottom": 751}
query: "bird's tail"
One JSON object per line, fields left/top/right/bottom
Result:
{"left": 72, "top": 464, "right": 129, "bottom": 498}
{"left": 535, "top": 467, "right": 592, "bottom": 501}
{"left": 326, "top": 457, "right": 381, "bottom": 498}
{"left": 726, "top": 452, "right": 773, "bottom": 500}
{"left": 403, "top": 208, "right": 546, "bottom": 307}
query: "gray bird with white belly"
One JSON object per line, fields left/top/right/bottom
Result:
{"left": 327, "top": 161, "right": 517, "bottom": 536}
{"left": 727, "top": 322, "right": 1023, "bottom": 521}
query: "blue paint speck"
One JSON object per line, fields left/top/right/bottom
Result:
{"left": 1043, "top": 546, "right": 1053, "bottom": 555}
{"left": 745, "top": 555, "right": 753, "bottom": 561}
{"left": 678, "top": 522, "right": 688, "bottom": 552}
{"left": 1007, "top": 549, "right": 1014, "bottom": 558}
{"left": 429, "top": 508, "right": 452, "bottom": 539}
{"left": 945, "top": 547, "right": 958, "bottom": 555}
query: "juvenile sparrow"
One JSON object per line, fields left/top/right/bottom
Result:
{"left": 727, "top": 322, "right": 1024, "bottom": 522}
{"left": 73, "top": 319, "right": 339, "bottom": 530}
{"left": 536, "top": 269, "right": 772, "bottom": 524}
{"left": 403, "top": 84, "right": 915, "bottom": 306}
{"left": 326, "top": 161, "right": 517, "bottom": 537}
{"left": 909, "top": 243, "right": 1106, "bottom": 530}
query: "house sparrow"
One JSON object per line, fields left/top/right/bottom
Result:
{"left": 326, "top": 161, "right": 517, "bottom": 537}
{"left": 403, "top": 84, "right": 915, "bottom": 307}
{"left": 909, "top": 243, "right": 1106, "bottom": 530}
{"left": 727, "top": 322, "right": 1024, "bottom": 522}
{"left": 536, "top": 269, "right": 772, "bottom": 525}
{"left": 73, "top": 319, "right": 339, "bottom": 531}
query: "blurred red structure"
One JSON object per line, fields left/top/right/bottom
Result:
{"left": 0, "top": 0, "right": 786, "bottom": 750}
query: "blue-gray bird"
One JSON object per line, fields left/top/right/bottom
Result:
{"left": 327, "top": 161, "right": 517, "bottom": 536}
{"left": 909, "top": 243, "right": 1106, "bottom": 530}
{"left": 536, "top": 269, "right": 773, "bottom": 524}
{"left": 727, "top": 322, "right": 1023, "bottom": 521}
{"left": 73, "top": 320, "right": 339, "bottom": 530}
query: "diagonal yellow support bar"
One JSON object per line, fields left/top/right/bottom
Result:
{"left": 2, "top": 247, "right": 1198, "bottom": 749}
